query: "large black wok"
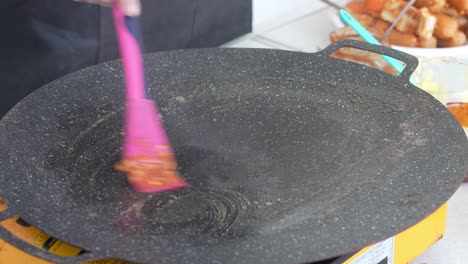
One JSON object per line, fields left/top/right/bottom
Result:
{"left": 0, "top": 40, "right": 466, "bottom": 263}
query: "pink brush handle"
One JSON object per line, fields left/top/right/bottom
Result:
{"left": 123, "top": 99, "right": 170, "bottom": 157}
{"left": 112, "top": 4, "right": 146, "bottom": 99}
{"left": 113, "top": 4, "right": 171, "bottom": 155}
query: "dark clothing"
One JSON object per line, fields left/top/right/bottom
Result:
{"left": 0, "top": 0, "right": 252, "bottom": 117}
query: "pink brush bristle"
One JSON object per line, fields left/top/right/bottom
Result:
{"left": 115, "top": 99, "right": 189, "bottom": 192}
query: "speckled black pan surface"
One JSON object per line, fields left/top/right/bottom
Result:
{"left": 0, "top": 40, "right": 466, "bottom": 264}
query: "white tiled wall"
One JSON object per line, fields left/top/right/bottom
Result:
{"left": 223, "top": 0, "right": 332, "bottom": 52}
{"left": 252, "top": 0, "right": 327, "bottom": 33}
{"left": 260, "top": 8, "right": 336, "bottom": 52}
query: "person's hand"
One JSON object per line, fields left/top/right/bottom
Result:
{"left": 76, "top": 0, "right": 141, "bottom": 16}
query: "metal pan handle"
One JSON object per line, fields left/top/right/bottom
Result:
{"left": 0, "top": 226, "right": 94, "bottom": 263}
{"left": 318, "top": 39, "right": 419, "bottom": 81}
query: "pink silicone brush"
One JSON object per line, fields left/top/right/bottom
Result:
{"left": 112, "top": 4, "right": 189, "bottom": 193}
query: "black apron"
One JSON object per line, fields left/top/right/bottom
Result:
{"left": 0, "top": 0, "right": 252, "bottom": 117}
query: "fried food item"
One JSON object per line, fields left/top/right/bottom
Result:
{"left": 417, "top": 7, "right": 437, "bottom": 38}
{"left": 380, "top": 2, "right": 402, "bottom": 22}
{"left": 115, "top": 148, "right": 188, "bottom": 192}
{"left": 456, "top": 15, "right": 468, "bottom": 27}
{"left": 381, "top": 1, "right": 421, "bottom": 33}
{"left": 438, "top": 30, "right": 467, "bottom": 46}
{"left": 374, "top": 19, "right": 392, "bottom": 38}
{"left": 353, "top": 12, "right": 378, "bottom": 27}
{"left": 335, "top": 0, "right": 468, "bottom": 48}
{"left": 441, "top": 6, "right": 460, "bottom": 16}
{"left": 388, "top": 30, "right": 419, "bottom": 46}
{"left": 419, "top": 36, "right": 438, "bottom": 47}
{"left": 434, "top": 13, "right": 459, "bottom": 39}
{"left": 441, "top": 7, "right": 468, "bottom": 27}
{"left": 346, "top": 1, "right": 366, "bottom": 13}
{"left": 447, "top": 0, "right": 468, "bottom": 14}
{"left": 330, "top": 26, "right": 361, "bottom": 43}
{"left": 364, "top": 0, "right": 386, "bottom": 14}
{"left": 415, "top": 0, "right": 447, "bottom": 12}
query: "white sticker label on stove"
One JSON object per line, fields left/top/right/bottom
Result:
{"left": 348, "top": 236, "right": 395, "bottom": 264}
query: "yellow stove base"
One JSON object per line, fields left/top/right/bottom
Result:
{"left": 0, "top": 203, "right": 448, "bottom": 264}
{"left": 0, "top": 238, "right": 50, "bottom": 264}
{"left": 343, "top": 203, "right": 447, "bottom": 264}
